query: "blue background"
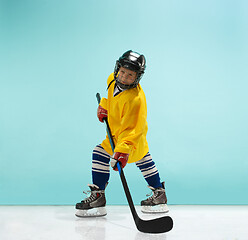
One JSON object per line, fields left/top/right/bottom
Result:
{"left": 0, "top": 0, "right": 248, "bottom": 205}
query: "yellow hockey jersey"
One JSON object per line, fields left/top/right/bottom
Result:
{"left": 100, "top": 73, "right": 149, "bottom": 163}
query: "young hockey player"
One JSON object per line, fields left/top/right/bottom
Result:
{"left": 75, "top": 50, "right": 169, "bottom": 217}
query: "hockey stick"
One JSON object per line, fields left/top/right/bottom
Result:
{"left": 96, "top": 93, "right": 173, "bottom": 233}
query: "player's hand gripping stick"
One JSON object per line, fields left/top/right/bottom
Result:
{"left": 110, "top": 152, "right": 129, "bottom": 171}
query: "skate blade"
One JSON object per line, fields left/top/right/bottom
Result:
{"left": 141, "top": 204, "right": 169, "bottom": 214}
{"left": 75, "top": 207, "right": 107, "bottom": 218}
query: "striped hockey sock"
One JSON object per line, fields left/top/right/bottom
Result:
{"left": 135, "top": 152, "right": 163, "bottom": 189}
{"left": 92, "top": 145, "right": 111, "bottom": 190}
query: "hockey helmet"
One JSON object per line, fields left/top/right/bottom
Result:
{"left": 114, "top": 50, "right": 146, "bottom": 89}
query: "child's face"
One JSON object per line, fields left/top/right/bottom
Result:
{"left": 118, "top": 67, "right": 137, "bottom": 85}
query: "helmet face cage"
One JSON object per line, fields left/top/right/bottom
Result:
{"left": 114, "top": 50, "right": 146, "bottom": 90}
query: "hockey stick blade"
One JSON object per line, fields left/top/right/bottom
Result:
{"left": 136, "top": 214, "right": 173, "bottom": 234}
{"left": 117, "top": 162, "right": 173, "bottom": 233}
{"left": 96, "top": 92, "right": 173, "bottom": 233}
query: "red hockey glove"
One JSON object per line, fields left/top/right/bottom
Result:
{"left": 110, "top": 152, "right": 129, "bottom": 171}
{"left": 97, "top": 105, "right": 107, "bottom": 123}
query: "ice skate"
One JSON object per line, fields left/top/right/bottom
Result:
{"left": 141, "top": 182, "right": 169, "bottom": 214}
{"left": 75, "top": 184, "right": 107, "bottom": 217}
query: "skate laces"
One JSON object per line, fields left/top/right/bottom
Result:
{"left": 145, "top": 192, "right": 153, "bottom": 201}
{"left": 146, "top": 191, "right": 158, "bottom": 201}
{"left": 145, "top": 186, "right": 156, "bottom": 200}
{"left": 81, "top": 184, "right": 104, "bottom": 203}
{"left": 82, "top": 185, "right": 99, "bottom": 203}
{"left": 82, "top": 190, "right": 94, "bottom": 203}
{"left": 145, "top": 186, "right": 163, "bottom": 200}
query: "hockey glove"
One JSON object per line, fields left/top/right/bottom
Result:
{"left": 97, "top": 105, "right": 107, "bottom": 123}
{"left": 111, "top": 152, "right": 129, "bottom": 171}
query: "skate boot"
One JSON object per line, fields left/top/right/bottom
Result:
{"left": 141, "top": 182, "right": 169, "bottom": 213}
{"left": 75, "top": 183, "right": 107, "bottom": 217}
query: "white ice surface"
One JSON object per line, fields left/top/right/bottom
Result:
{"left": 0, "top": 205, "right": 247, "bottom": 240}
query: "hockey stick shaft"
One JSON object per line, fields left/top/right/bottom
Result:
{"left": 96, "top": 93, "right": 138, "bottom": 218}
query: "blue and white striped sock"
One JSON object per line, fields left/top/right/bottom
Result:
{"left": 135, "top": 152, "right": 163, "bottom": 189}
{"left": 92, "top": 145, "right": 111, "bottom": 190}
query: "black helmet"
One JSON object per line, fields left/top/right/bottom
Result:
{"left": 114, "top": 50, "right": 146, "bottom": 89}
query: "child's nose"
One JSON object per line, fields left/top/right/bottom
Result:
{"left": 123, "top": 73, "right": 128, "bottom": 79}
